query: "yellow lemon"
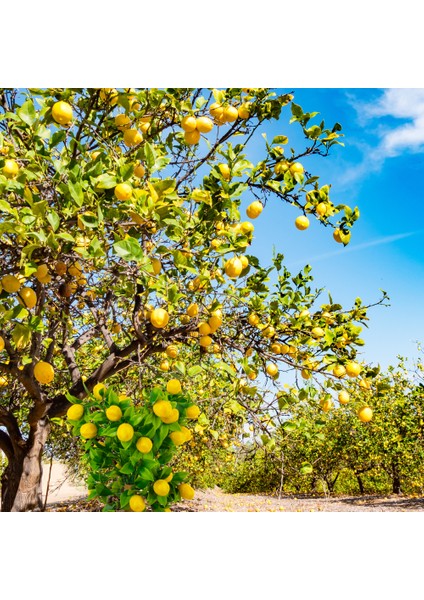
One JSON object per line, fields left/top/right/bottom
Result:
{"left": 187, "top": 303, "right": 199, "bottom": 317}
{"left": 114, "top": 183, "right": 132, "bottom": 201}
{"left": 224, "top": 105, "right": 238, "bottom": 122}
{"left": 186, "top": 405, "right": 200, "bottom": 419}
{"left": 161, "top": 408, "right": 179, "bottom": 424}
{"left": 266, "top": 363, "right": 279, "bottom": 378}
{"left": 200, "top": 335, "right": 213, "bottom": 347}
{"left": 153, "top": 400, "right": 173, "bottom": 418}
{"left": 150, "top": 308, "right": 169, "bottom": 328}
{"left": 136, "top": 437, "right": 153, "bottom": 453}
{"left": 246, "top": 201, "right": 263, "bottom": 219}
{"left": 1, "top": 274, "right": 21, "bottom": 293}
{"left": 179, "top": 483, "right": 195, "bottom": 500}
{"left": 129, "top": 495, "right": 146, "bottom": 512}
{"left": 196, "top": 116, "right": 213, "bottom": 133}
{"left": 67, "top": 404, "right": 84, "bottom": 420}
{"left": 224, "top": 257, "right": 243, "bottom": 278}
{"left": 166, "top": 345, "right": 178, "bottom": 359}
{"left": 169, "top": 431, "right": 186, "bottom": 446}
{"left": 117, "top": 423, "right": 134, "bottom": 442}
{"left": 123, "top": 129, "right": 143, "bottom": 147}
{"left": 218, "top": 163, "right": 231, "bottom": 180}
{"left": 346, "top": 361, "right": 361, "bottom": 378}
{"left": 290, "top": 162, "right": 304, "bottom": 175}
{"left": 181, "top": 116, "right": 197, "bottom": 132}
{"left": 153, "top": 480, "right": 170, "bottom": 496}
{"left": 0, "top": 336, "right": 4, "bottom": 352}
{"left": 338, "top": 391, "right": 350, "bottom": 405}
{"left": 106, "top": 405, "right": 123, "bottom": 421}
{"left": 33, "top": 361, "right": 54, "bottom": 384}
{"left": 198, "top": 322, "right": 212, "bottom": 336}
{"left": 80, "top": 423, "right": 97, "bottom": 439}
{"left": 3, "top": 159, "right": 19, "bottom": 179}
{"left": 358, "top": 406, "right": 373, "bottom": 422}
{"left": 52, "top": 101, "right": 73, "bottom": 125}
{"left": 134, "top": 163, "right": 146, "bottom": 178}
{"left": 184, "top": 129, "right": 201, "bottom": 145}
{"left": 93, "top": 383, "right": 106, "bottom": 400}
{"left": 333, "top": 364, "right": 346, "bottom": 378}
{"left": 208, "top": 315, "right": 222, "bottom": 332}
{"left": 167, "top": 379, "right": 182, "bottom": 395}
{"left": 295, "top": 216, "right": 310, "bottom": 230}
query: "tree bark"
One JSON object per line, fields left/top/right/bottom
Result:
{"left": 392, "top": 461, "right": 402, "bottom": 495}
{"left": 356, "top": 473, "right": 365, "bottom": 495}
{"left": 1, "top": 418, "right": 50, "bottom": 512}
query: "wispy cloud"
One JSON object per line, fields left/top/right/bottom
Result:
{"left": 289, "top": 230, "right": 420, "bottom": 268}
{"left": 340, "top": 89, "right": 424, "bottom": 185}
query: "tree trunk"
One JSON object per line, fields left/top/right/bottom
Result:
{"left": 1, "top": 419, "right": 50, "bottom": 512}
{"left": 356, "top": 473, "right": 364, "bottom": 495}
{"left": 392, "top": 461, "right": 402, "bottom": 495}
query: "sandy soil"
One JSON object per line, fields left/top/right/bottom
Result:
{"left": 41, "top": 466, "right": 424, "bottom": 512}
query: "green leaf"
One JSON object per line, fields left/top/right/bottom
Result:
{"left": 47, "top": 210, "right": 60, "bottom": 232}
{"left": 17, "top": 100, "right": 37, "bottom": 126}
{"left": 113, "top": 238, "right": 144, "bottom": 261}
{"left": 68, "top": 180, "right": 84, "bottom": 206}
{"left": 144, "top": 142, "right": 156, "bottom": 169}
{"left": 291, "top": 103, "right": 303, "bottom": 119}
{"left": 138, "top": 467, "right": 155, "bottom": 482}
{"left": 93, "top": 173, "right": 117, "bottom": 189}
{"left": 187, "top": 365, "right": 203, "bottom": 377}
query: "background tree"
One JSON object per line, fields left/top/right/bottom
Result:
{"left": 0, "top": 87, "right": 380, "bottom": 511}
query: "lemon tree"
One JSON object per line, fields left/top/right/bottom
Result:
{"left": 0, "top": 87, "right": 385, "bottom": 511}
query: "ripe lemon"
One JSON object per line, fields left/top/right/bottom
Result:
{"left": 338, "top": 391, "right": 350, "bottom": 405}
{"left": 1, "top": 274, "right": 21, "bottom": 293}
{"left": 209, "top": 102, "right": 224, "bottom": 118}
{"left": 35, "top": 265, "right": 49, "bottom": 281}
{"left": 218, "top": 163, "right": 231, "bottom": 180}
{"left": 67, "top": 404, "right": 84, "bottom": 420}
{"left": 290, "top": 162, "right": 304, "bottom": 175}
{"left": 333, "top": 229, "right": 343, "bottom": 243}
{"left": 0, "top": 336, "right": 4, "bottom": 352}
{"left": 136, "top": 437, "right": 153, "bottom": 453}
{"left": 270, "top": 342, "right": 282, "bottom": 354}
{"left": 93, "top": 383, "right": 106, "bottom": 400}
{"left": 208, "top": 315, "right": 222, "bottom": 332}
{"left": 225, "top": 257, "right": 243, "bottom": 278}
{"left": 266, "top": 363, "right": 279, "bottom": 378}
{"left": 55, "top": 261, "right": 67, "bottom": 275}
{"left": 359, "top": 379, "right": 372, "bottom": 390}
{"left": 301, "top": 369, "right": 312, "bottom": 379}
{"left": 167, "top": 379, "right": 182, "bottom": 395}
{"left": 160, "top": 359, "right": 170, "bottom": 372}
{"left": 106, "top": 405, "right": 123, "bottom": 421}
{"left": 153, "top": 479, "right": 170, "bottom": 496}
{"left": 0, "top": 376, "right": 8, "bottom": 387}
{"left": 240, "top": 222, "right": 254, "bottom": 235}
{"left": 238, "top": 103, "right": 251, "bottom": 119}
{"left": 346, "top": 361, "right": 361, "bottom": 378}
{"left": 187, "top": 303, "right": 199, "bottom": 317}
{"left": 224, "top": 105, "right": 238, "bottom": 122}
{"left": 114, "top": 183, "right": 132, "bottom": 201}
{"left": 333, "top": 364, "right": 346, "bottom": 378}
{"left": 99, "top": 88, "right": 118, "bottom": 104}
{"left": 166, "top": 344, "right": 178, "bottom": 358}
{"left": 3, "top": 159, "right": 19, "bottom": 179}
{"left": 320, "top": 398, "right": 333, "bottom": 412}
{"left": 295, "top": 216, "right": 310, "bottom": 230}
{"left": 52, "top": 101, "right": 73, "bottom": 125}
{"left": 80, "top": 423, "right": 97, "bottom": 439}
{"left": 186, "top": 405, "right": 200, "bottom": 419}
{"left": 150, "top": 308, "right": 169, "bottom": 328}
{"left": 200, "top": 335, "right": 213, "bottom": 347}
{"left": 161, "top": 408, "right": 179, "bottom": 424}
{"left": 129, "top": 495, "right": 146, "bottom": 512}
{"left": 311, "top": 327, "right": 325, "bottom": 339}
{"left": 151, "top": 258, "right": 162, "bottom": 275}
{"left": 198, "top": 322, "right": 212, "bottom": 336}
{"left": 170, "top": 431, "right": 186, "bottom": 445}
{"left": 184, "top": 129, "right": 201, "bottom": 145}
{"left": 181, "top": 426, "right": 192, "bottom": 441}
{"left": 248, "top": 313, "right": 260, "bottom": 326}
{"left": 33, "top": 361, "right": 54, "bottom": 385}
{"left": 165, "top": 473, "right": 173, "bottom": 482}
{"left": 181, "top": 116, "right": 197, "bottom": 132}
{"left": 316, "top": 202, "right": 327, "bottom": 216}
{"left": 115, "top": 114, "right": 131, "bottom": 130}
{"left": 179, "top": 483, "right": 195, "bottom": 500}
{"left": 358, "top": 406, "right": 373, "bottom": 422}
{"left": 123, "top": 129, "right": 143, "bottom": 147}
{"left": 117, "top": 423, "right": 134, "bottom": 442}
{"left": 18, "top": 287, "right": 37, "bottom": 309}
{"left": 153, "top": 400, "right": 173, "bottom": 418}
{"left": 274, "top": 160, "right": 289, "bottom": 175}
{"left": 196, "top": 116, "right": 213, "bottom": 133}
{"left": 246, "top": 201, "right": 263, "bottom": 219}
{"left": 134, "top": 163, "right": 146, "bottom": 178}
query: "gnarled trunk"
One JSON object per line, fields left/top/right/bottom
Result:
{"left": 1, "top": 419, "right": 50, "bottom": 512}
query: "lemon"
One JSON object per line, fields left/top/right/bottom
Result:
{"left": 238, "top": 103, "right": 250, "bottom": 119}
{"left": 224, "top": 257, "right": 243, "bottom": 278}
{"left": 181, "top": 426, "right": 192, "bottom": 441}
{"left": 1, "top": 274, "right": 21, "bottom": 293}
{"left": 246, "top": 201, "right": 263, "bottom": 219}
{"left": 106, "top": 405, "right": 122, "bottom": 421}
{"left": 0, "top": 336, "right": 4, "bottom": 352}
{"left": 248, "top": 313, "right": 260, "bottom": 326}
{"left": 218, "top": 164, "right": 231, "bottom": 180}
{"left": 99, "top": 88, "right": 118, "bottom": 105}
{"left": 266, "top": 363, "right": 279, "bottom": 378}
{"left": 170, "top": 431, "right": 186, "bottom": 446}
{"left": 208, "top": 315, "right": 222, "bottom": 332}
{"left": 196, "top": 116, "right": 213, "bottom": 133}
{"left": 274, "top": 160, "right": 289, "bottom": 175}
{"left": 358, "top": 406, "right": 373, "bottom": 422}
{"left": 52, "top": 101, "right": 73, "bottom": 125}
{"left": 209, "top": 102, "right": 224, "bottom": 119}
{"left": 93, "top": 383, "right": 106, "bottom": 400}
{"left": 290, "top": 162, "right": 304, "bottom": 175}
{"left": 117, "top": 423, "right": 134, "bottom": 442}
{"left": 136, "top": 437, "right": 153, "bottom": 453}
{"left": 199, "top": 322, "right": 212, "bottom": 336}
{"left": 161, "top": 408, "right": 179, "bottom": 424}
{"left": 333, "top": 229, "right": 343, "bottom": 243}
{"left": 153, "top": 479, "right": 170, "bottom": 496}
{"left": 200, "top": 336, "right": 213, "bottom": 347}
{"left": 80, "top": 423, "right": 97, "bottom": 439}
{"left": 150, "top": 308, "right": 169, "bottom": 328}
{"left": 0, "top": 376, "right": 8, "bottom": 387}
{"left": 359, "top": 379, "right": 372, "bottom": 391}
{"left": 129, "top": 495, "right": 146, "bottom": 512}
{"left": 316, "top": 202, "right": 327, "bottom": 216}
{"left": 134, "top": 163, "right": 146, "bottom": 178}
{"left": 160, "top": 359, "right": 170, "bottom": 372}
{"left": 295, "top": 216, "right": 310, "bottom": 230}
{"left": 181, "top": 116, "right": 197, "bottom": 132}
{"left": 123, "top": 129, "right": 143, "bottom": 147}
{"left": 167, "top": 379, "right": 182, "bottom": 395}
{"left": 35, "top": 265, "right": 49, "bottom": 281}
{"left": 166, "top": 345, "right": 178, "bottom": 358}
{"left": 33, "top": 361, "right": 54, "bottom": 385}
{"left": 3, "top": 159, "right": 19, "bottom": 179}
{"left": 311, "top": 327, "right": 325, "bottom": 339}
{"left": 338, "top": 391, "right": 350, "bottom": 405}
{"left": 187, "top": 303, "right": 199, "bottom": 317}
{"left": 165, "top": 473, "right": 173, "bottom": 483}
{"left": 184, "top": 129, "right": 201, "bottom": 145}
{"left": 178, "top": 483, "right": 195, "bottom": 500}
{"left": 67, "top": 404, "right": 84, "bottom": 420}
{"left": 114, "top": 183, "right": 132, "bottom": 201}
{"left": 18, "top": 287, "right": 37, "bottom": 309}
{"left": 186, "top": 405, "right": 200, "bottom": 419}
{"left": 115, "top": 114, "right": 131, "bottom": 130}
{"left": 153, "top": 400, "right": 173, "bottom": 418}
{"left": 320, "top": 399, "right": 333, "bottom": 412}
{"left": 224, "top": 105, "right": 238, "bottom": 122}
{"left": 333, "top": 365, "right": 346, "bottom": 378}
{"left": 346, "top": 361, "right": 361, "bottom": 378}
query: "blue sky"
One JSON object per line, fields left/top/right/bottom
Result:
{"left": 243, "top": 89, "right": 424, "bottom": 370}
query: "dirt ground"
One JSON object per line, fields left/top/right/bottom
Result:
{"left": 42, "top": 463, "right": 424, "bottom": 512}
